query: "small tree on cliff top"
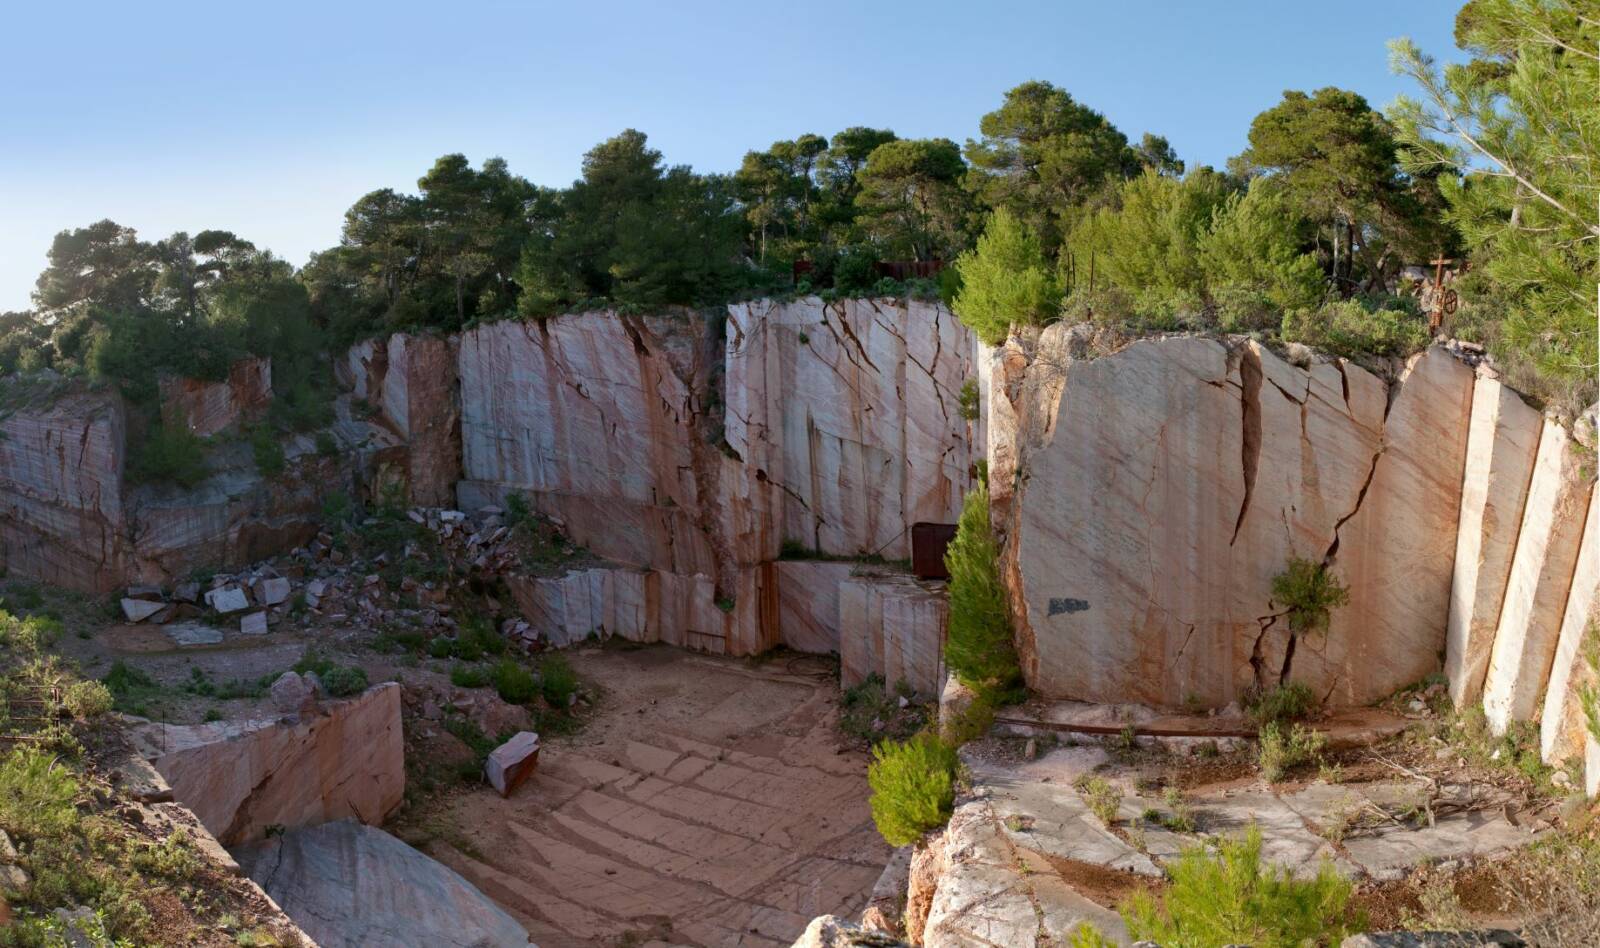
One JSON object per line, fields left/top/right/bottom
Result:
{"left": 952, "top": 208, "right": 1061, "bottom": 345}
{"left": 943, "top": 483, "right": 1023, "bottom": 700}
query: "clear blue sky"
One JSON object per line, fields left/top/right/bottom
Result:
{"left": 0, "top": 0, "right": 1466, "bottom": 312}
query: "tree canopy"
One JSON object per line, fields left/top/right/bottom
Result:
{"left": 5, "top": 1, "right": 1593, "bottom": 421}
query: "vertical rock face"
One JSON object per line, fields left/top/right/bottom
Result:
{"left": 724, "top": 298, "right": 976, "bottom": 560}
{"left": 997, "top": 331, "right": 1476, "bottom": 708}
{"left": 1483, "top": 421, "right": 1591, "bottom": 733}
{"left": 457, "top": 313, "right": 730, "bottom": 578}
{"left": 1002, "top": 333, "right": 1243, "bottom": 705}
{"left": 158, "top": 357, "right": 273, "bottom": 437}
{"left": 128, "top": 684, "right": 405, "bottom": 846}
{"left": 839, "top": 573, "right": 948, "bottom": 695}
{"left": 125, "top": 436, "right": 370, "bottom": 585}
{"left": 387, "top": 334, "right": 462, "bottom": 506}
{"left": 1540, "top": 485, "right": 1598, "bottom": 764}
{"left": 1310, "top": 346, "right": 1476, "bottom": 706}
{"left": 1446, "top": 377, "right": 1543, "bottom": 707}
{"left": 0, "top": 388, "right": 128, "bottom": 593}
{"left": 773, "top": 560, "right": 857, "bottom": 654}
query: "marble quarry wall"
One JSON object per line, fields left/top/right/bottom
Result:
{"left": 6, "top": 301, "right": 1594, "bottom": 743}
{"left": 989, "top": 325, "right": 1597, "bottom": 771}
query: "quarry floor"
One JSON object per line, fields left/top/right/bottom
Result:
{"left": 394, "top": 646, "right": 893, "bottom": 948}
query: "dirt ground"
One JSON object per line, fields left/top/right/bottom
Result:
{"left": 395, "top": 645, "right": 892, "bottom": 948}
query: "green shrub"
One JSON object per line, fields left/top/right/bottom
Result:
{"left": 504, "top": 492, "right": 532, "bottom": 528}
{"left": 1246, "top": 681, "right": 1318, "bottom": 727}
{"left": 943, "top": 485, "right": 1022, "bottom": 701}
{"left": 538, "top": 654, "right": 579, "bottom": 707}
{"left": 62, "top": 681, "right": 114, "bottom": 720}
{"left": 129, "top": 831, "right": 200, "bottom": 881}
{"left": 1159, "top": 787, "right": 1196, "bottom": 833}
{"left": 1281, "top": 296, "right": 1430, "bottom": 360}
{"left": 956, "top": 379, "right": 980, "bottom": 422}
{"left": 1270, "top": 558, "right": 1350, "bottom": 636}
{"left": 127, "top": 425, "right": 208, "bottom": 488}
{"left": 1123, "top": 825, "right": 1357, "bottom": 946}
{"left": 1078, "top": 776, "right": 1123, "bottom": 826}
{"left": 100, "top": 661, "right": 162, "bottom": 715}
{"left": 867, "top": 732, "right": 959, "bottom": 846}
{"left": 1258, "top": 722, "right": 1326, "bottom": 783}
{"left": 490, "top": 658, "right": 538, "bottom": 705}
{"left": 315, "top": 431, "right": 339, "bottom": 457}
{"left": 450, "top": 664, "right": 488, "bottom": 689}
{"left": 250, "top": 426, "right": 286, "bottom": 476}
{"left": 952, "top": 208, "right": 1061, "bottom": 344}
{"left": 0, "top": 746, "right": 80, "bottom": 839}
{"left": 319, "top": 666, "right": 368, "bottom": 698}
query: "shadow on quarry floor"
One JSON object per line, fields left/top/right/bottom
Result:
{"left": 393, "top": 646, "right": 892, "bottom": 948}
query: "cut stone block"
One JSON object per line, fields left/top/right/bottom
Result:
{"left": 239, "top": 611, "right": 269, "bottom": 636}
{"left": 121, "top": 598, "right": 165, "bottom": 622}
{"left": 1446, "top": 377, "right": 1541, "bottom": 707}
{"left": 1483, "top": 420, "right": 1590, "bottom": 734}
{"left": 125, "top": 584, "right": 164, "bottom": 602}
{"left": 253, "top": 576, "right": 291, "bottom": 607}
{"left": 205, "top": 586, "right": 249, "bottom": 614}
{"left": 164, "top": 622, "right": 223, "bottom": 647}
{"left": 485, "top": 731, "right": 540, "bottom": 797}
{"left": 171, "top": 582, "right": 201, "bottom": 603}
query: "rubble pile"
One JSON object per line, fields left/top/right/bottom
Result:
{"left": 115, "top": 504, "right": 595, "bottom": 653}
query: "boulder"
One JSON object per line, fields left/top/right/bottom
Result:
{"left": 235, "top": 820, "right": 534, "bottom": 948}
{"left": 120, "top": 598, "right": 166, "bottom": 623}
{"left": 172, "top": 581, "right": 201, "bottom": 603}
{"left": 239, "top": 611, "right": 269, "bottom": 636}
{"left": 205, "top": 586, "right": 249, "bottom": 614}
{"left": 484, "top": 731, "right": 540, "bottom": 797}
{"left": 252, "top": 576, "right": 291, "bottom": 607}
{"left": 125, "top": 584, "right": 164, "bottom": 602}
{"left": 270, "top": 672, "right": 318, "bottom": 716}
{"left": 789, "top": 915, "right": 906, "bottom": 947}
{"left": 1446, "top": 377, "right": 1543, "bottom": 707}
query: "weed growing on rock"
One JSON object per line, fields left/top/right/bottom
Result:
{"left": 839, "top": 674, "right": 927, "bottom": 745}
{"left": 319, "top": 666, "right": 369, "bottom": 698}
{"left": 1159, "top": 787, "right": 1195, "bottom": 832}
{"left": 293, "top": 649, "right": 369, "bottom": 697}
{"left": 867, "top": 732, "right": 960, "bottom": 846}
{"left": 1121, "top": 825, "right": 1358, "bottom": 945}
{"left": 943, "top": 484, "right": 1023, "bottom": 702}
{"left": 1257, "top": 722, "right": 1325, "bottom": 783}
{"left": 1270, "top": 558, "right": 1349, "bottom": 636}
{"left": 1077, "top": 776, "right": 1124, "bottom": 826}
{"left": 1245, "top": 681, "right": 1318, "bottom": 727}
